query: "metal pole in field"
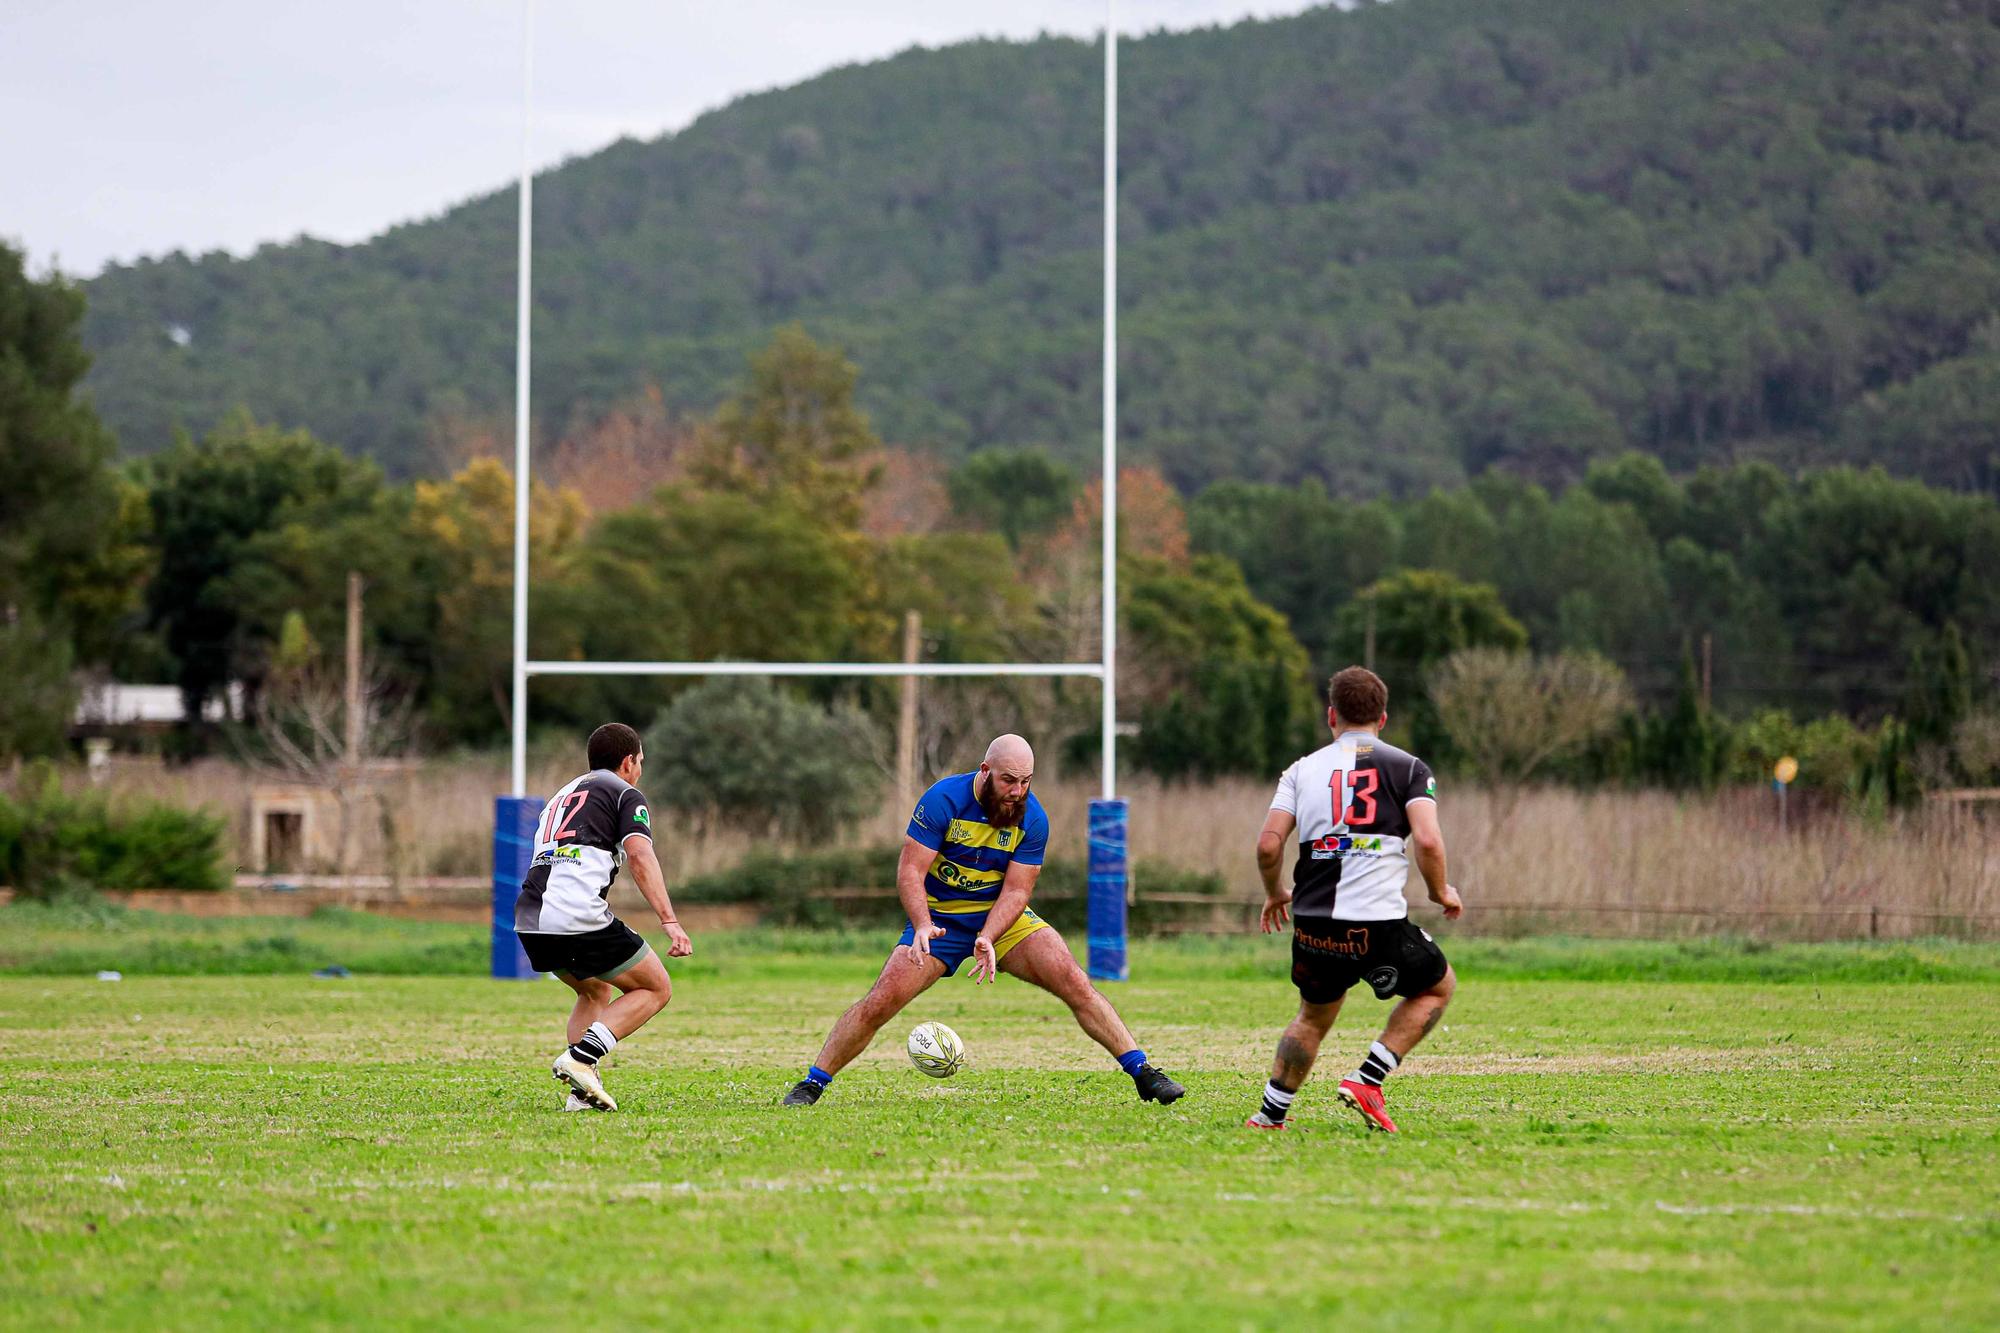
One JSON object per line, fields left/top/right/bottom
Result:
{"left": 1773, "top": 756, "right": 1797, "bottom": 837}
{"left": 344, "top": 571, "right": 363, "bottom": 764}
{"left": 896, "top": 610, "right": 923, "bottom": 814}
{"left": 1088, "top": 2, "right": 1129, "bottom": 982}
{"left": 508, "top": 0, "right": 536, "bottom": 801}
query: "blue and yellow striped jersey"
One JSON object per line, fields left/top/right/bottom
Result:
{"left": 906, "top": 772, "right": 1049, "bottom": 922}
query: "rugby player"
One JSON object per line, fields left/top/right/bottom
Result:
{"left": 1245, "top": 667, "right": 1462, "bottom": 1134}
{"left": 782, "top": 733, "right": 1186, "bottom": 1107}
{"left": 514, "top": 722, "right": 693, "bottom": 1112}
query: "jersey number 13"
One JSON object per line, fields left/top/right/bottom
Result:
{"left": 1331, "top": 768, "right": 1379, "bottom": 828}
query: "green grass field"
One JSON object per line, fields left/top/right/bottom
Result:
{"left": 3, "top": 920, "right": 1996, "bottom": 1329}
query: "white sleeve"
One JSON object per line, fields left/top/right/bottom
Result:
{"left": 1270, "top": 761, "right": 1300, "bottom": 816}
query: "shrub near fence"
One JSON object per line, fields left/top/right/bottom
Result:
{"left": 0, "top": 777, "right": 227, "bottom": 897}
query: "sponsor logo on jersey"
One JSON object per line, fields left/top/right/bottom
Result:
{"left": 533, "top": 845, "right": 585, "bottom": 864}
{"left": 930, "top": 859, "right": 990, "bottom": 890}
{"left": 1306, "top": 832, "right": 1385, "bottom": 860}
{"left": 1426, "top": 776, "right": 1437, "bottom": 797}
{"left": 1296, "top": 926, "right": 1370, "bottom": 955}
{"left": 633, "top": 805, "right": 650, "bottom": 826}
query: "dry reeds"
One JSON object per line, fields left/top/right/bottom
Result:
{"left": 64, "top": 760, "right": 2000, "bottom": 939}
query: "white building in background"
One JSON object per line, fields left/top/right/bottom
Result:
{"left": 72, "top": 682, "right": 242, "bottom": 730}
{"left": 71, "top": 681, "right": 246, "bottom": 775}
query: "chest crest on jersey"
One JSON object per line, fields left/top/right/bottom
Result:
{"left": 947, "top": 816, "right": 1018, "bottom": 851}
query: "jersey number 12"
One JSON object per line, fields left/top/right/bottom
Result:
{"left": 538, "top": 791, "right": 587, "bottom": 843}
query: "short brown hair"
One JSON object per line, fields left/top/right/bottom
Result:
{"left": 1329, "top": 667, "right": 1388, "bottom": 727}
{"left": 587, "top": 722, "right": 643, "bottom": 772}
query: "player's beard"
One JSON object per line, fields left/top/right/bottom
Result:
{"left": 977, "top": 776, "right": 1026, "bottom": 827}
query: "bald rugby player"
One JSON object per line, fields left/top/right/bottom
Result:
{"left": 783, "top": 734, "right": 1186, "bottom": 1107}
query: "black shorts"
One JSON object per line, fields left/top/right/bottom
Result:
{"left": 517, "top": 920, "right": 653, "bottom": 981}
{"left": 1291, "top": 917, "right": 1448, "bottom": 1004}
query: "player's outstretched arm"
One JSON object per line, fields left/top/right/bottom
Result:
{"left": 624, "top": 834, "right": 693, "bottom": 956}
{"left": 897, "top": 837, "right": 946, "bottom": 959}
{"left": 1406, "top": 801, "right": 1462, "bottom": 921}
{"left": 970, "top": 863, "right": 1040, "bottom": 983}
{"left": 1256, "top": 810, "right": 1296, "bottom": 933}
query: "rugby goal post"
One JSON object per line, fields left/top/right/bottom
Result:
{"left": 494, "top": 2, "right": 1129, "bottom": 982}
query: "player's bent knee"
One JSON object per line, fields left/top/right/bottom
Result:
{"left": 858, "top": 983, "right": 911, "bottom": 1027}
{"left": 1426, "top": 964, "right": 1456, "bottom": 1003}
{"left": 614, "top": 954, "right": 672, "bottom": 1004}
{"left": 1295, "top": 1001, "right": 1340, "bottom": 1035}
{"left": 1049, "top": 963, "right": 1098, "bottom": 1009}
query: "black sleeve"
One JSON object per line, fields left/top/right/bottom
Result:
{"left": 616, "top": 785, "right": 654, "bottom": 842}
{"left": 1405, "top": 755, "right": 1438, "bottom": 806}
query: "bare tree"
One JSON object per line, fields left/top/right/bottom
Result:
{"left": 250, "top": 658, "right": 416, "bottom": 876}
{"left": 1432, "top": 648, "right": 1631, "bottom": 823}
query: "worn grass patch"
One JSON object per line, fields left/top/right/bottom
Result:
{"left": 2, "top": 941, "right": 1995, "bottom": 1329}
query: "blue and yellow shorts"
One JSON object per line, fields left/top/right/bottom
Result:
{"left": 898, "top": 907, "right": 1049, "bottom": 976}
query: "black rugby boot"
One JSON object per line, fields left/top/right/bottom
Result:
{"left": 1133, "top": 1063, "right": 1186, "bottom": 1104}
{"left": 782, "top": 1079, "right": 825, "bottom": 1106}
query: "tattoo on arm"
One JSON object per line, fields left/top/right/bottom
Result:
{"left": 1272, "top": 1033, "right": 1316, "bottom": 1091}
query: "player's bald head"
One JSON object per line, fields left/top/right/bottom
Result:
{"left": 983, "top": 733, "right": 1034, "bottom": 775}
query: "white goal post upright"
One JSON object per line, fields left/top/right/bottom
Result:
{"left": 509, "top": 0, "right": 536, "bottom": 803}
{"left": 1100, "top": 1, "right": 1119, "bottom": 805}
{"left": 498, "top": 3, "right": 1130, "bottom": 981}
{"left": 1090, "top": 4, "right": 1129, "bottom": 981}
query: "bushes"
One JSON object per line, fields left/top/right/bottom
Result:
{"left": 647, "top": 678, "right": 885, "bottom": 838}
{"left": 1729, "top": 710, "right": 1874, "bottom": 794}
{"left": 0, "top": 774, "right": 226, "bottom": 897}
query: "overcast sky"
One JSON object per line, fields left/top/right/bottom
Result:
{"left": 3, "top": 1, "right": 1325, "bottom": 278}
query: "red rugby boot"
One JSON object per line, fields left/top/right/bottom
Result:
{"left": 1336, "top": 1079, "right": 1397, "bottom": 1133}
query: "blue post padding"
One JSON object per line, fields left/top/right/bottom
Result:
{"left": 1087, "top": 798, "right": 1129, "bottom": 982}
{"left": 492, "top": 796, "right": 541, "bottom": 979}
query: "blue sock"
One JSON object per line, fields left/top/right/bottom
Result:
{"left": 1116, "top": 1049, "right": 1148, "bottom": 1077}
{"left": 806, "top": 1064, "right": 834, "bottom": 1088}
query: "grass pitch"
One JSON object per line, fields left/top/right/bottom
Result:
{"left": 3, "top": 932, "right": 1995, "bottom": 1329}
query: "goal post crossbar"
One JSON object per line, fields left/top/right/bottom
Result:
{"left": 523, "top": 661, "right": 1105, "bottom": 679}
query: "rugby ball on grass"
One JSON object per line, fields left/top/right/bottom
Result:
{"left": 906, "top": 1021, "right": 965, "bottom": 1078}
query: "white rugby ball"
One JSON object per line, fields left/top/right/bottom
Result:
{"left": 906, "top": 1021, "right": 965, "bottom": 1078}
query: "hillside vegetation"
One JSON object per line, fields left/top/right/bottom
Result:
{"left": 79, "top": 0, "right": 2000, "bottom": 493}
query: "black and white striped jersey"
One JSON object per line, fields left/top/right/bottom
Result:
{"left": 1270, "top": 731, "right": 1437, "bottom": 921}
{"left": 514, "top": 770, "right": 653, "bottom": 935}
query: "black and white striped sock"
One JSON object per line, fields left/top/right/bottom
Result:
{"left": 570, "top": 1021, "right": 617, "bottom": 1066}
{"left": 1257, "top": 1081, "right": 1298, "bottom": 1125}
{"left": 1350, "top": 1041, "right": 1399, "bottom": 1088}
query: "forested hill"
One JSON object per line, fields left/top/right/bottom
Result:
{"left": 81, "top": 0, "right": 2000, "bottom": 493}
